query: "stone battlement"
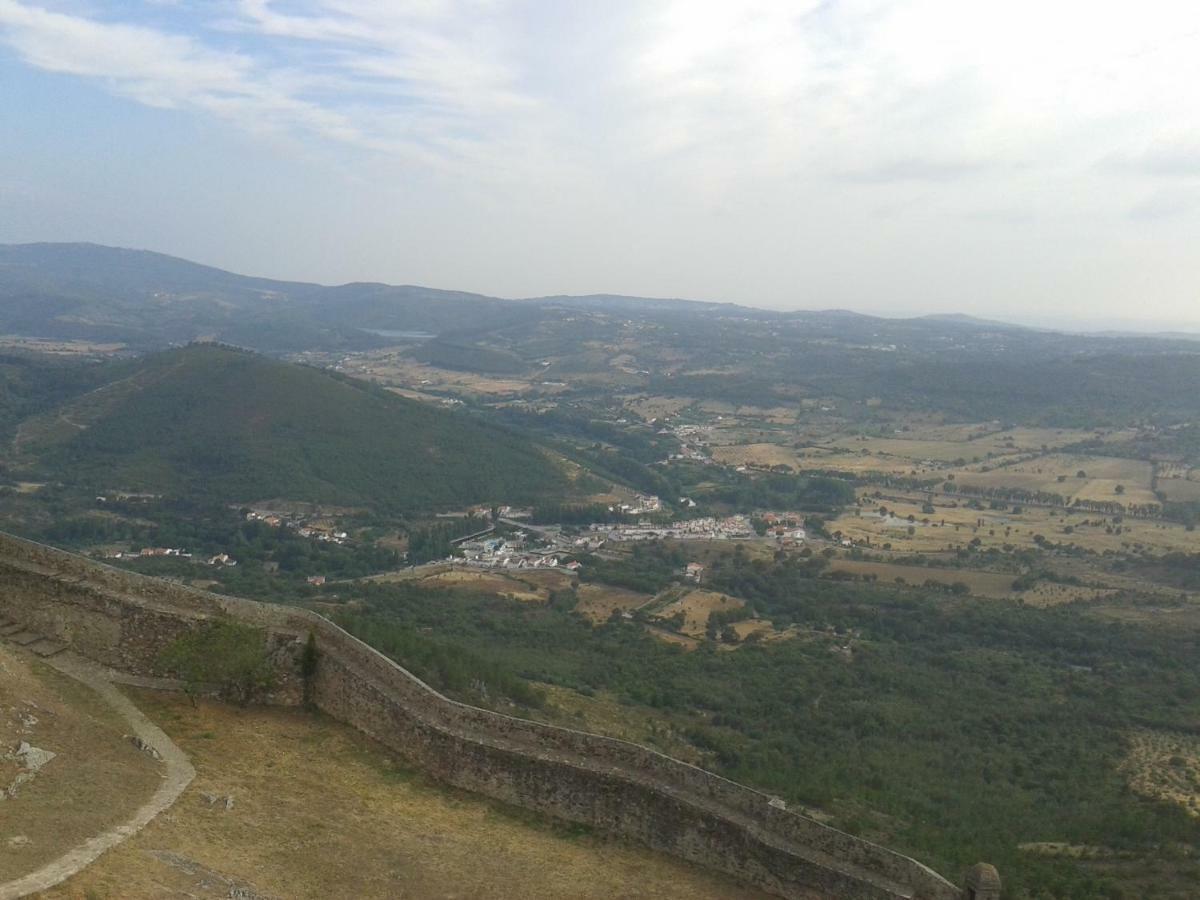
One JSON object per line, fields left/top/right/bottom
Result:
{"left": 0, "top": 531, "right": 976, "bottom": 900}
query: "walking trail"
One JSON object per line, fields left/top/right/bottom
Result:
{"left": 0, "top": 651, "right": 195, "bottom": 900}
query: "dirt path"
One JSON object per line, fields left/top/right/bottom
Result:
{"left": 0, "top": 653, "right": 195, "bottom": 900}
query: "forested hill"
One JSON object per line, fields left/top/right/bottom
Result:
{"left": 16, "top": 344, "right": 568, "bottom": 511}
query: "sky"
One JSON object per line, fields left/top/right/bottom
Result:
{"left": 1, "top": 1, "right": 1199, "bottom": 329}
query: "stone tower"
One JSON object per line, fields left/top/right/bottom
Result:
{"left": 962, "top": 863, "right": 1000, "bottom": 900}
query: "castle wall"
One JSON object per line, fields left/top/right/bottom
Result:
{"left": 0, "top": 532, "right": 960, "bottom": 900}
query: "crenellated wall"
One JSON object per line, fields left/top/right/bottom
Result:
{"left": 0, "top": 531, "right": 968, "bottom": 900}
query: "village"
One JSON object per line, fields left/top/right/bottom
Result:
{"left": 244, "top": 508, "right": 350, "bottom": 544}
{"left": 102, "top": 546, "right": 241, "bottom": 567}
{"left": 597, "top": 514, "right": 757, "bottom": 543}
{"left": 443, "top": 507, "right": 809, "bottom": 574}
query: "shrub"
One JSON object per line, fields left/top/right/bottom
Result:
{"left": 160, "top": 620, "right": 275, "bottom": 706}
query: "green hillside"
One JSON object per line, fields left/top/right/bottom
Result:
{"left": 26, "top": 344, "right": 567, "bottom": 511}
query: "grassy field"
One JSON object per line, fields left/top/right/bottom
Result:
{"left": 365, "top": 565, "right": 573, "bottom": 603}
{"left": 0, "top": 647, "right": 162, "bottom": 882}
{"left": 825, "top": 557, "right": 1120, "bottom": 605}
{"left": 955, "top": 453, "right": 1157, "bottom": 506}
{"left": 697, "top": 401, "right": 799, "bottom": 425}
{"left": 1159, "top": 474, "right": 1200, "bottom": 502}
{"left": 824, "top": 435, "right": 1009, "bottom": 462}
{"left": 651, "top": 589, "right": 744, "bottom": 637}
{"left": 415, "top": 569, "right": 558, "bottom": 602}
{"left": 710, "top": 443, "right": 803, "bottom": 470}
{"left": 622, "top": 394, "right": 695, "bottom": 421}
{"left": 825, "top": 559, "right": 1016, "bottom": 596}
{"left": 793, "top": 450, "right": 945, "bottom": 477}
{"left": 46, "top": 690, "right": 762, "bottom": 900}
{"left": 819, "top": 427, "right": 1105, "bottom": 463}
{"left": 728, "top": 619, "right": 775, "bottom": 641}
{"left": 575, "top": 583, "right": 653, "bottom": 623}
{"left": 349, "top": 352, "right": 542, "bottom": 397}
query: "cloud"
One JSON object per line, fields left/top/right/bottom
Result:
{"left": 1112, "top": 142, "right": 1200, "bottom": 178}
{"left": 4, "top": 0, "right": 1200, "bottom": 194}
{"left": 0, "top": 0, "right": 541, "bottom": 170}
{"left": 0, "top": 0, "right": 362, "bottom": 143}
{"left": 1128, "top": 189, "right": 1200, "bottom": 222}
{"left": 2, "top": 1, "right": 1200, "bottom": 320}
{"left": 839, "top": 158, "right": 989, "bottom": 184}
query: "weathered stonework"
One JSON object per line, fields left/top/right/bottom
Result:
{"left": 0, "top": 531, "right": 987, "bottom": 900}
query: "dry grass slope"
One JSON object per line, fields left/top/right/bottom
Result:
{"left": 43, "top": 690, "right": 763, "bottom": 900}
{"left": 0, "top": 646, "right": 161, "bottom": 883}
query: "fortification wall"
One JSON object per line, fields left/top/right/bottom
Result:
{"left": 0, "top": 532, "right": 962, "bottom": 900}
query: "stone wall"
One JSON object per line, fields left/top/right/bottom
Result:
{"left": 0, "top": 531, "right": 963, "bottom": 900}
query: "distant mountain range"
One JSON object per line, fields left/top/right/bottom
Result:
{"left": 4, "top": 243, "right": 1200, "bottom": 431}
{"left": 4, "top": 243, "right": 1199, "bottom": 354}
{"left": 0, "top": 242, "right": 743, "bottom": 351}
{"left": 0, "top": 241, "right": 1054, "bottom": 352}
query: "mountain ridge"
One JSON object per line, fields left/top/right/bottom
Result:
{"left": 6, "top": 242, "right": 1200, "bottom": 355}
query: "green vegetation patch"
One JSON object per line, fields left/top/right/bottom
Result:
{"left": 29, "top": 345, "right": 568, "bottom": 512}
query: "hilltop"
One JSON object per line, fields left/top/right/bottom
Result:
{"left": 13, "top": 344, "right": 567, "bottom": 512}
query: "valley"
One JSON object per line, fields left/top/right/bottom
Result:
{"left": 1, "top": 244, "right": 1200, "bottom": 898}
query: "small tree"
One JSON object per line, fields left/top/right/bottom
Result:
{"left": 161, "top": 620, "right": 275, "bottom": 706}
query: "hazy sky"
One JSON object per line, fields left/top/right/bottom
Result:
{"left": 2, "top": 1, "right": 1199, "bottom": 327}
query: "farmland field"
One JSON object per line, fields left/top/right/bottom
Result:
{"left": 819, "top": 427, "right": 1108, "bottom": 463}
{"left": 1159, "top": 474, "right": 1200, "bottom": 502}
{"left": 791, "top": 450, "right": 945, "bottom": 477}
{"left": 710, "top": 443, "right": 803, "bottom": 470}
{"left": 575, "top": 583, "right": 653, "bottom": 623}
{"left": 825, "top": 559, "right": 1017, "bottom": 596}
{"left": 953, "top": 453, "right": 1156, "bottom": 506}
{"left": 831, "top": 492, "right": 1200, "bottom": 556}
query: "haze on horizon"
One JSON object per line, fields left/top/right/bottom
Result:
{"left": 1, "top": 1, "right": 1198, "bottom": 330}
